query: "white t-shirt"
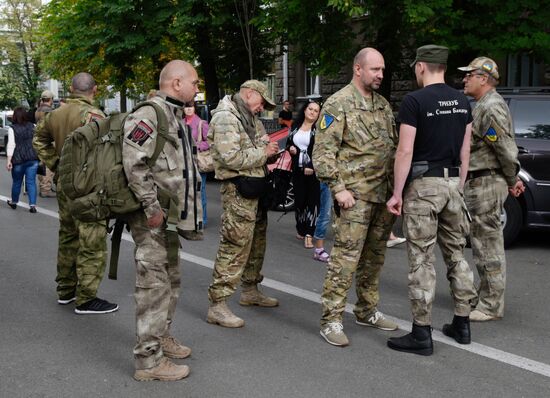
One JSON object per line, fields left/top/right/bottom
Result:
{"left": 293, "top": 129, "right": 311, "bottom": 167}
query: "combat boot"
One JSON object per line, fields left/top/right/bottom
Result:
{"left": 442, "top": 315, "right": 471, "bottom": 344}
{"left": 387, "top": 323, "right": 433, "bottom": 356}
{"left": 133, "top": 357, "right": 190, "bottom": 381}
{"left": 239, "top": 284, "right": 279, "bottom": 307}
{"left": 207, "top": 301, "right": 245, "bottom": 328}
{"left": 161, "top": 336, "right": 192, "bottom": 359}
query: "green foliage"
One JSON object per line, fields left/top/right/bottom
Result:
{"left": 0, "top": 0, "right": 43, "bottom": 108}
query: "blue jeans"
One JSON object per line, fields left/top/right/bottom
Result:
{"left": 201, "top": 172, "right": 208, "bottom": 227}
{"left": 11, "top": 160, "right": 39, "bottom": 206}
{"left": 314, "top": 182, "right": 332, "bottom": 240}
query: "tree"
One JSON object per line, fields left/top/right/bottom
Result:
{"left": 38, "top": 0, "right": 184, "bottom": 111}
{"left": 0, "top": 0, "right": 42, "bottom": 108}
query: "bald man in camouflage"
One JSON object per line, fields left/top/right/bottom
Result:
{"left": 33, "top": 73, "right": 118, "bottom": 315}
{"left": 123, "top": 60, "right": 203, "bottom": 381}
{"left": 459, "top": 57, "right": 524, "bottom": 322}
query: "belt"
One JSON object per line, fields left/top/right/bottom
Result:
{"left": 466, "top": 169, "right": 501, "bottom": 181}
{"left": 422, "top": 167, "right": 459, "bottom": 178}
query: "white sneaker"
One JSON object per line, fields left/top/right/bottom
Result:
{"left": 387, "top": 237, "right": 406, "bottom": 248}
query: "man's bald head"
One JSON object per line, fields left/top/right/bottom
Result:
{"left": 353, "top": 47, "right": 383, "bottom": 68}
{"left": 158, "top": 60, "right": 199, "bottom": 104}
{"left": 71, "top": 72, "right": 96, "bottom": 96}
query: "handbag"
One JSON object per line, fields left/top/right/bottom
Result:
{"left": 195, "top": 120, "right": 214, "bottom": 173}
{"left": 36, "top": 162, "right": 47, "bottom": 176}
{"left": 233, "top": 176, "right": 268, "bottom": 199}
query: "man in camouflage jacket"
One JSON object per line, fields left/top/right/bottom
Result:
{"left": 459, "top": 57, "right": 524, "bottom": 322}
{"left": 206, "top": 80, "right": 280, "bottom": 328}
{"left": 33, "top": 73, "right": 118, "bottom": 315}
{"left": 123, "top": 60, "right": 202, "bottom": 382}
{"left": 313, "top": 48, "right": 399, "bottom": 347}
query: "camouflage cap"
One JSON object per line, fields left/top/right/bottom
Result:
{"left": 410, "top": 44, "right": 449, "bottom": 67}
{"left": 458, "top": 57, "right": 499, "bottom": 80}
{"left": 240, "top": 80, "right": 276, "bottom": 111}
{"left": 41, "top": 89, "right": 54, "bottom": 99}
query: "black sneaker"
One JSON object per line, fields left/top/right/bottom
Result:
{"left": 75, "top": 298, "right": 119, "bottom": 314}
{"left": 57, "top": 294, "right": 76, "bottom": 305}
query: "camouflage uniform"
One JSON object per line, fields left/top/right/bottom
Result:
{"left": 123, "top": 93, "right": 202, "bottom": 370}
{"left": 35, "top": 104, "right": 55, "bottom": 195}
{"left": 465, "top": 88, "right": 519, "bottom": 318}
{"left": 33, "top": 95, "right": 107, "bottom": 305}
{"left": 403, "top": 177, "right": 477, "bottom": 325}
{"left": 207, "top": 94, "right": 270, "bottom": 303}
{"left": 312, "top": 83, "right": 398, "bottom": 325}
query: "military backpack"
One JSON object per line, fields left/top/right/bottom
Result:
{"left": 58, "top": 101, "right": 174, "bottom": 222}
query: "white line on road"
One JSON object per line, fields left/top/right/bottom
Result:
{"left": 10, "top": 196, "right": 550, "bottom": 380}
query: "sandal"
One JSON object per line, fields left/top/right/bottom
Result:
{"left": 304, "top": 235, "right": 314, "bottom": 248}
{"left": 296, "top": 234, "right": 304, "bottom": 240}
{"left": 313, "top": 248, "right": 330, "bottom": 263}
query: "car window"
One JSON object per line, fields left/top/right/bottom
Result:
{"left": 513, "top": 99, "right": 550, "bottom": 139}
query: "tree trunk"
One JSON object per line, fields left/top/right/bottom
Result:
{"left": 120, "top": 88, "right": 127, "bottom": 113}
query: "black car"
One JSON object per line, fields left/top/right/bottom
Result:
{"left": 497, "top": 89, "right": 550, "bottom": 246}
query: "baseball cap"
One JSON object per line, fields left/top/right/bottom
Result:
{"left": 240, "top": 80, "right": 276, "bottom": 111}
{"left": 458, "top": 57, "right": 499, "bottom": 80}
{"left": 410, "top": 44, "right": 449, "bottom": 67}
{"left": 41, "top": 90, "right": 54, "bottom": 99}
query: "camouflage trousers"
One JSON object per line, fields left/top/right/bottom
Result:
{"left": 56, "top": 181, "right": 107, "bottom": 306}
{"left": 465, "top": 174, "right": 508, "bottom": 317}
{"left": 320, "top": 200, "right": 394, "bottom": 325}
{"left": 403, "top": 177, "right": 477, "bottom": 326}
{"left": 127, "top": 210, "right": 181, "bottom": 370}
{"left": 208, "top": 182, "right": 267, "bottom": 303}
{"left": 38, "top": 166, "right": 54, "bottom": 194}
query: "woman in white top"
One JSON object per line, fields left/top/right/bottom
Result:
{"left": 287, "top": 100, "right": 322, "bottom": 250}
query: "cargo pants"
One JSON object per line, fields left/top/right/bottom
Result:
{"left": 403, "top": 177, "right": 477, "bottom": 325}
{"left": 208, "top": 182, "right": 267, "bottom": 303}
{"left": 464, "top": 174, "right": 508, "bottom": 318}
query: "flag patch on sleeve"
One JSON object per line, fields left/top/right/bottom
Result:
{"left": 127, "top": 121, "right": 153, "bottom": 146}
{"left": 320, "top": 113, "right": 335, "bottom": 130}
{"left": 485, "top": 127, "right": 498, "bottom": 142}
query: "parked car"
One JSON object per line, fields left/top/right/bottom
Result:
{"left": 0, "top": 111, "right": 13, "bottom": 154}
{"left": 490, "top": 89, "right": 550, "bottom": 246}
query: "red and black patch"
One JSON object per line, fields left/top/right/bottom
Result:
{"left": 86, "top": 112, "right": 104, "bottom": 124}
{"left": 127, "top": 121, "right": 153, "bottom": 146}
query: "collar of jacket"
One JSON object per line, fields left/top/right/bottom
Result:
{"left": 67, "top": 94, "right": 95, "bottom": 105}
{"left": 349, "top": 82, "right": 386, "bottom": 111}
{"left": 156, "top": 91, "right": 185, "bottom": 108}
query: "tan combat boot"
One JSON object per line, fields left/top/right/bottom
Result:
{"left": 160, "top": 336, "right": 191, "bottom": 359}
{"left": 207, "top": 301, "right": 245, "bottom": 328}
{"left": 239, "top": 284, "right": 279, "bottom": 307}
{"left": 133, "top": 357, "right": 190, "bottom": 381}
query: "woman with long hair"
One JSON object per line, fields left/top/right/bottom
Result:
{"left": 287, "top": 99, "right": 323, "bottom": 252}
{"left": 6, "top": 106, "right": 39, "bottom": 213}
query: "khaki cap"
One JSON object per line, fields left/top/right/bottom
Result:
{"left": 410, "top": 44, "right": 449, "bottom": 67}
{"left": 41, "top": 90, "right": 54, "bottom": 99}
{"left": 240, "top": 80, "right": 276, "bottom": 111}
{"left": 458, "top": 57, "right": 499, "bottom": 80}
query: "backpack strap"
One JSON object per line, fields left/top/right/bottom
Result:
{"left": 108, "top": 219, "right": 126, "bottom": 280}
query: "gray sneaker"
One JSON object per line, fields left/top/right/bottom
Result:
{"left": 356, "top": 311, "right": 398, "bottom": 331}
{"left": 320, "top": 322, "right": 349, "bottom": 346}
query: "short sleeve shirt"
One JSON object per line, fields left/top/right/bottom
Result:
{"left": 398, "top": 83, "right": 472, "bottom": 164}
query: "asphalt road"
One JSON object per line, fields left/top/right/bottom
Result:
{"left": 1, "top": 164, "right": 550, "bottom": 398}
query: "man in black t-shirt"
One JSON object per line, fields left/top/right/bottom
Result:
{"left": 386, "top": 45, "right": 477, "bottom": 356}
{"left": 278, "top": 100, "right": 292, "bottom": 128}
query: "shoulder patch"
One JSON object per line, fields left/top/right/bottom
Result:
{"left": 319, "top": 113, "right": 335, "bottom": 130}
{"left": 86, "top": 112, "right": 104, "bottom": 124}
{"left": 485, "top": 127, "right": 498, "bottom": 142}
{"left": 127, "top": 121, "right": 153, "bottom": 146}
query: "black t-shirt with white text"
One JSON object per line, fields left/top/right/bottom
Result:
{"left": 398, "top": 83, "right": 472, "bottom": 165}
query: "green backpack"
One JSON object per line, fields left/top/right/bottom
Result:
{"left": 58, "top": 101, "right": 176, "bottom": 222}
